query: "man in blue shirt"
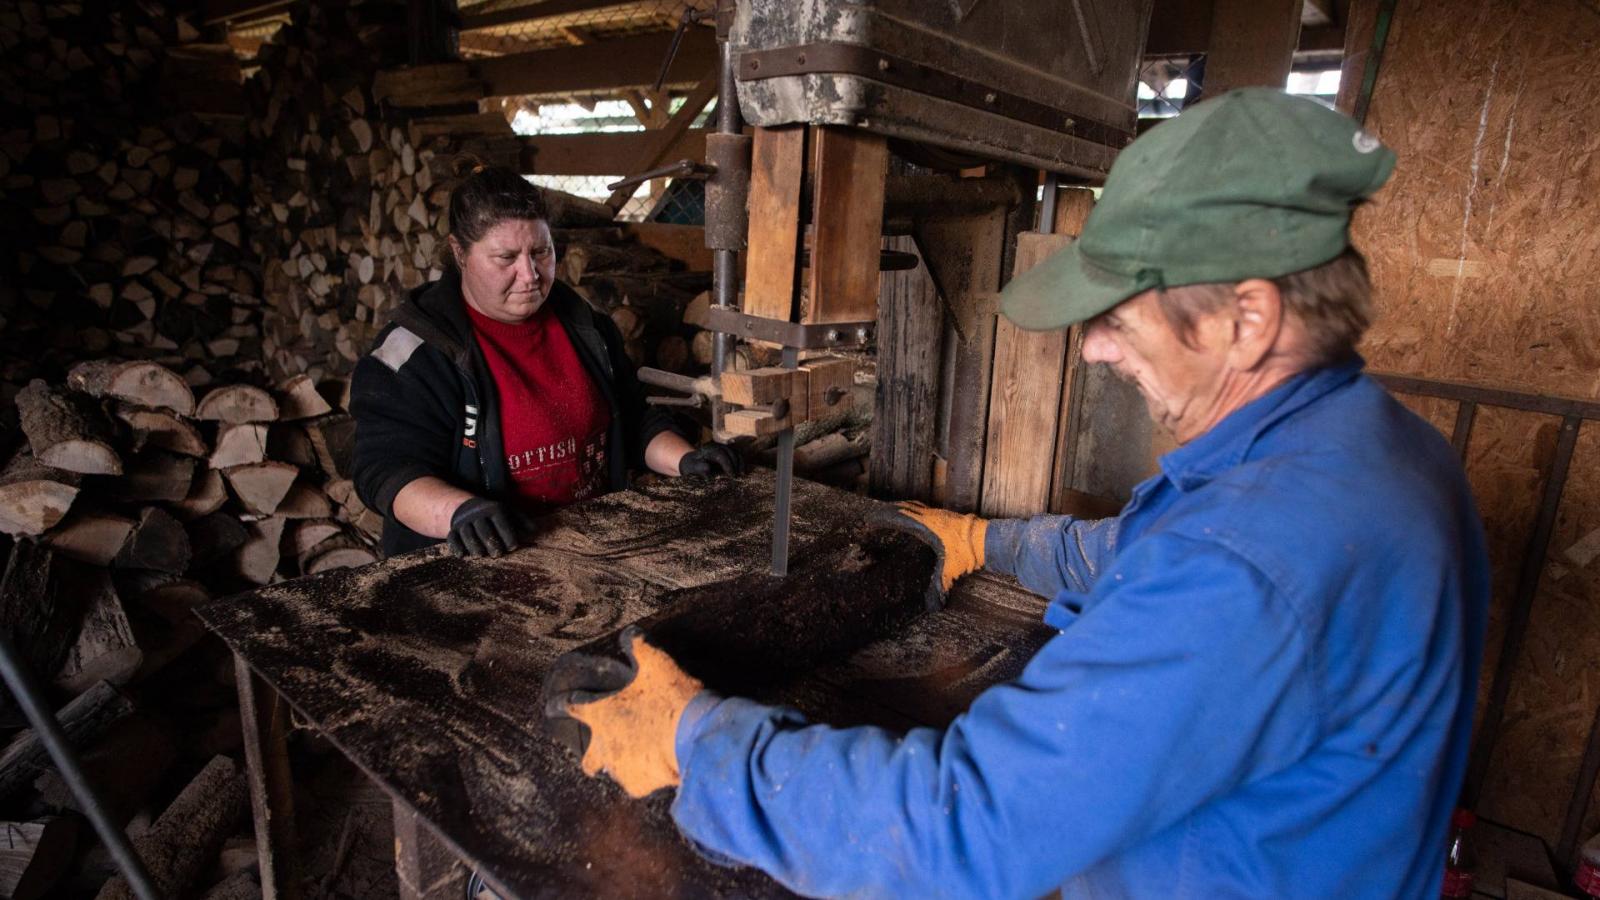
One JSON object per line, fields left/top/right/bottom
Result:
{"left": 559, "top": 89, "right": 1490, "bottom": 897}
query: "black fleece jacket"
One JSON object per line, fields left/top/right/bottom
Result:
{"left": 350, "top": 271, "right": 691, "bottom": 556}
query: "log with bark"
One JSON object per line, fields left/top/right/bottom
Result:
{"left": 16, "top": 381, "right": 122, "bottom": 476}
{"left": 0, "top": 448, "right": 80, "bottom": 537}
{"left": 67, "top": 360, "right": 195, "bottom": 417}
{"left": 92, "top": 755, "right": 248, "bottom": 900}
{"left": 0, "top": 681, "right": 134, "bottom": 801}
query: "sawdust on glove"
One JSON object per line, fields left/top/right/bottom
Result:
{"left": 566, "top": 632, "right": 704, "bottom": 798}
{"left": 894, "top": 502, "right": 988, "bottom": 592}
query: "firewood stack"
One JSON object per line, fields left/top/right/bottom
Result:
{"left": 3, "top": 360, "right": 379, "bottom": 587}
{"left": 0, "top": 360, "right": 378, "bottom": 896}
{"left": 0, "top": 2, "right": 263, "bottom": 408}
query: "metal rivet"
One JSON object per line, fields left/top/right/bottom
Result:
{"left": 825, "top": 329, "right": 841, "bottom": 343}
{"left": 749, "top": 59, "right": 760, "bottom": 70}
{"left": 796, "top": 53, "right": 807, "bottom": 65}
{"left": 877, "top": 58, "right": 890, "bottom": 71}
{"left": 1063, "top": 117, "right": 1075, "bottom": 130}
{"left": 855, "top": 327, "right": 870, "bottom": 342}
{"left": 984, "top": 92, "right": 997, "bottom": 104}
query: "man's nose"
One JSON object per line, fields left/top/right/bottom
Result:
{"left": 1081, "top": 321, "right": 1122, "bottom": 364}
{"left": 515, "top": 254, "right": 536, "bottom": 284}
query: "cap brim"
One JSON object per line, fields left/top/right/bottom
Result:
{"left": 999, "top": 240, "right": 1142, "bottom": 331}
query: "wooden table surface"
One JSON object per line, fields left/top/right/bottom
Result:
{"left": 197, "top": 471, "right": 1054, "bottom": 899}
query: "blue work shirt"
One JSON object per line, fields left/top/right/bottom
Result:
{"left": 671, "top": 357, "right": 1489, "bottom": 898}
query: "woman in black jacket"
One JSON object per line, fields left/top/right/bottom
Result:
{"left": 350, "top": 165, "right": 738, "bottom": 558}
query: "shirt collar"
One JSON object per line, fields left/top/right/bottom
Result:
{"left": 1158, "top": 355, "right": 1365, "bottom": 492}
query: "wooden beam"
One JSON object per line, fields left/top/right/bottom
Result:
{"left": 869, "top": 235, "right": 944, "bottom": 502}
{"left": 742, "top": 127, "right": 807, "bottom": 322}
{"left": 916, "top": 211, "right": 1008, "bottom": 512}
{"left": 1042, "top": 189, "right": 1101, "bottom": 516}
{"left": 1200, "top": 0, "right": 1303, "bottom": 94}
{"left": 521, "top": 129, "right": 709, "bottom": 176}
{"left": 1146, "top": 0, "right": 1343, "bottom": 57}
{"left": 474, "top": 28, "right": 717, "bottom": 99}
{"left": 805, "top": 127, "right": 889, "bottom": 324}
{"left": 981, "top": 232, "right": 1075, "bottom": 517}
{"left": 235, "top": 656, "right": 301, "bottom": 900}
{"left": 606, "top": 72, "right": 719, "bottom": 211}
{"left": 459, "top": 0, "right": 636, "bottom": 32}
{"left": 200, "top": 0, "right": 293, "bottom": 26}
{"left": 393, "top": 801, "right": 468, "bottom": 899}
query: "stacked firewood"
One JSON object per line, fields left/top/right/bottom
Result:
{"left": 0, "top": 2, "right": 262, "bottom": 407}
{"left": 553, "top": 226, "right": 714, "bottom": 374}
{"left": 0, "top": 362, "right": 375, "bottom": 896}
{"left": 242, "top": 1, "right": 431, "bottom": 381}
{"left": 3, "top": 359, "right": 378, "bottom": 586}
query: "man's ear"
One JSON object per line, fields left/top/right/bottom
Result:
{"left": 1228, "top": 279, "right": 1284, "bottom": 371}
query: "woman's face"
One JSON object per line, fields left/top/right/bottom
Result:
{"left": 453, "top": 218, "right": 557, "bottom": 324}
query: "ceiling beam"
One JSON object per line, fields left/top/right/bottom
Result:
{"left": 519, "top": 129, "right": 711, "bottom": 176}
{"left": 459, "top": 0, "right": 651, "bottom": 32}
{"left": 201, "top": 0, "right": 293, "bottom": 27}
{"left": 473, "top": 28, "right": 716, "bottom": 99}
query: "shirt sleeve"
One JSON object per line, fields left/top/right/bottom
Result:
{"left": 349, "top": 348, "right": 463, "bottom": 517}
{"left": 670, "top": 532, "right": 1317, "bottom": 899}
{"left": 984, "top": 514, "right": 1121, "bottom": 598}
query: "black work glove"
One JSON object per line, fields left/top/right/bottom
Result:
{"left": 541, "top": 625, "right": 643, "bottom": 757}
{"left": 678, "top": 443, "right": 743, "bottom": 479}
{"left": 447, "top": 497, "right": 522, "bottom": 558}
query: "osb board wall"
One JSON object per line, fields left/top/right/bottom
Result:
{"left": 1354, "top": 0, "right": 1600, "bottom": 399}
{"left": 1347, "top": 0, "right": 1600, "bottom": 850}
{"left": 1478, "top": 423, "right": 1600, "bottom": 846}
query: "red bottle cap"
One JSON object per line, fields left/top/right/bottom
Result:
{"left": 1451, "top": 808, "right": 1477, "bottom": 829}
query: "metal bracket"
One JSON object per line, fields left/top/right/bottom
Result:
{"left": 706, "top": 306, "right": 875, "bottom": 350}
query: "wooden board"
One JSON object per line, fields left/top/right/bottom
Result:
{"left": 869, "top": 235, "right": 944, "bottom": 501}
{"left": 915, "top": 211, "right": 1009, "bottom": 512}
{"left": 981, "top": 232, "right": 1075, "bottom": 517}
{"left": 804, "top": 127, "right": 888, "bottom": 325}
{"left": 742, "top": 127, "right": 806, "bottom": 323}
{"left": 196, "top": 472, "right": 1052, "bottom": 899}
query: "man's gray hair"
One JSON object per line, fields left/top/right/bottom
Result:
{"left": 1154, "top": 248, "right": 1374, "bottom": 367}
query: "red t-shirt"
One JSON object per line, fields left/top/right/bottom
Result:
{"left": 466, "top": 302, "right": 611, "bottom": 512}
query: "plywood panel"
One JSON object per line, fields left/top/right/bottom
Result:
{"left": 1339, "top": 0, "right": 1600, "bottom": 849}
{"left": 1478, "top": 421, "right": 1600, "bottom": 848}
{"left": 1350, "top": 0, "right": 1600, "bottom": 400}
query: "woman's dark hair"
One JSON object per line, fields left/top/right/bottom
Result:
{"left": 446, "top": 159, "right": 549, "bottom": 264}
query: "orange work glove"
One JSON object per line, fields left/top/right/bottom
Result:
{"left": 566, "top": 632, "right": 704, "bottom": 798}
{"left": 895, "top": 502, "right": 988, "bottom": 592}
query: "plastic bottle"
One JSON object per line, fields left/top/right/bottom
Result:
{"left": 1576, "top": 830, "right": 1600, "bottom": 899}
{"left": 1441, "top": 808, "right": 1476, "bottom": 899}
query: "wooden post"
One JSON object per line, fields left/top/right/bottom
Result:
{"left": 980, "top": 187, "right": 1095, "bottom": 518}
{"left": 234, "top": 655, "right": 301, "bottom": 900}
{"left": 869, "top": 235, "right": 943, "bottom": 501}
{"left": 1201, "top": 0, "right": 1302, "bottom": 96}
{"left": 393, "top": 801, "right": 469, "bottom": 899}
{"left": 980, "top": 232, "right": 1075, "bottom": 517}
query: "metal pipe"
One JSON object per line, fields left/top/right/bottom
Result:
{"left": 711, "top": 28, "right": 744, "bottom": 379}
{"left": 0, "top": 633, "right": 160, "bottom": 900}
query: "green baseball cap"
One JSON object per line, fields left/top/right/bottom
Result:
{"left": 1001, "top": 87, "right": 1396, "bottom": 331}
